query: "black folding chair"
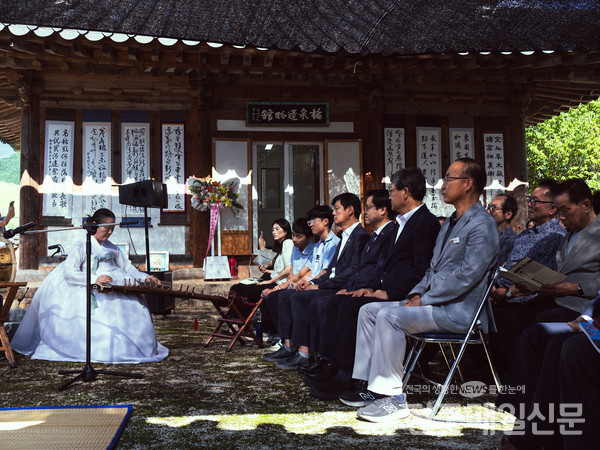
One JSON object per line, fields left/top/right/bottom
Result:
{"left": 402, "top": 268, "right": 502, "bottom": 417}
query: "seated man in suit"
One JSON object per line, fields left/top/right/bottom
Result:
{"left": 343, "top": 157, "right": 499, "bottom": 423}
{"left": 306, "top": 169, "right": 440, "bottom": 400}
{"left": 494, "top": 178, "right": 600, "bottom": 369}
{"left": 264, "top": 193, "right": 371, "bottom": 370}
{"left": 487, "top": 193, "right": 518, "bottom": 266}
{"left": 497, "top": 296, "right": 600, "bottom": 449}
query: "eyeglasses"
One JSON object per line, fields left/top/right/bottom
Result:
{"left": 486, "top": 204, "right": 499, "bottom": 213}
{"left": 307, "top": 219, "right": 321, "bottom": 226}
{"left": 388, "top": 186, "right": 404, "bottom": 195}
{"left": 442, "top": 176, "right": 469, "bottom": 184}
{"left": 527, "top": 196, "right": 554, "bottom": 207}
{"left": 364, "top": 204, "right": 377, "bottom": 211}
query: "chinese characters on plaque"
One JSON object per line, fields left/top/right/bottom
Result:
{"left": 383, "top": 128, "right": 405, "bottom": 185}
{"left": 484, "top": 133, "right": 506, "bottom": 203}
{"left": 83, "top": 123, "right": 112, "bottom": 216}
{"left": 416, "top": 127, "right": 442, "bottom": 215}
{"left": 246, "top": 102, "right": 329, "bottom": 125}
{"left": 121, "top": 123, "right": 150, "bottom": 215}
{"left": 43, "top": 121, "right": 74, "bottom": 217}
{"left": 449, "top": 129, "right": 474, "bottom": 162}
{"left": 161, "top": 124, "right": 186, "bottom": 212}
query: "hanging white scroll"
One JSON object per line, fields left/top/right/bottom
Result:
{"left": 383, "top": 128, "right": 405, "bottom": 185}
{"left": 121, "top": 123, "right": 150, "bottom": 215}
{"left": 43, "top": 121, "right": 74, "bottom": 217}
{"left": 83, "top": 123, "right": 112, "bottom": 216}
{"left": 484, "top": 133, "right": 506, "bottom": 203}
{"left": 417, "top": 127, "right": 442, "bottom": 216}
{"left": 161, "top": 123, "right": 186, "bottom": 212}
{"left": 449, "top": 128, "right": 474, "bottom": 163}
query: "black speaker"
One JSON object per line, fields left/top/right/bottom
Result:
{"left": 119, "top": 180, "right": 168, "bottom": 208}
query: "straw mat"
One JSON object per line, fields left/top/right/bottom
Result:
{"left": 0, "top": 405, "right": 132, "bottom": 449}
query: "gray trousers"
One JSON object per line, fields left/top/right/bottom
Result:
{"left": 352, "top": 301, "right": 442, "bottom": 396}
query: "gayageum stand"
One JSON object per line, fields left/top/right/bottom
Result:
{"left": 58, "top": 222, "right": 143, "bottom": 391}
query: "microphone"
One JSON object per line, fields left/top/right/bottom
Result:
{"left": 4, "top": 221, "right": 36, "bottom": 239}
{"left": 48, "top": 244, "right": 60, "bottom": 250}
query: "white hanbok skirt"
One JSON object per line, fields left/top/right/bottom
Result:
{"left": 11, "top": 262, "right": 169, "bottom": 364}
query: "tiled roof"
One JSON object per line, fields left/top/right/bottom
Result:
{"left": 1, "top": 1, "right": 599, "bottom": 56}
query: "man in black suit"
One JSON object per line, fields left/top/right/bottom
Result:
{"left": 271, "top": 192, "right": 371, "bottom": 370}
{"left": 308, "top": 168, "right": 440, "bottom": 399}
{"left": 303, "top": 189, "right": 396, "bottom": 375}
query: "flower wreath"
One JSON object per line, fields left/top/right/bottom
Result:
{"left": 186, "top": 176, "right": 244, "bottom": 212}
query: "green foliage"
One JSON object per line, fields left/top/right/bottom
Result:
{"left": 526, "top": 99, "right": 600, "bottom": 192}
{"left": 0, "top": 151, "right": 20, "bottom": 185}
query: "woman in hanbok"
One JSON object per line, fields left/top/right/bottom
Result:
{"left": 11, "top": 208, "right": 168, "bottom": 363}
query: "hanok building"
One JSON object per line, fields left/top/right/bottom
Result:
{"left": 1, "top": 1, "right": 600, "bottom": 270}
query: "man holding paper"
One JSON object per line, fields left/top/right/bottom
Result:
{"left": 494, "top": 178, "right": 600, "bottom": 372}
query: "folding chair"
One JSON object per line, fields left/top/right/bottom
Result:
{"left": 203, "top": 291, "right": 264, "bottom": 352}
{"left": 402, "top": 268, "right": 502, "bottom": 417}
{"left": 0, "top": 282, "right": 27, "bottom": 368}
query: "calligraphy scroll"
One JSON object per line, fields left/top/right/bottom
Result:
{"left": 43, "top": 121, "right": 74, "bottom": 217}
{"left": 383, "top": 128, "right": 405, "bottom": 185}
{"left": 417, "top": 127, "right": 442, "bottom": 216}
{"left": 83, "top": 123, "right": 112, "bottom": 216}
{"left": 449, "top": 129, "right": 474, "bottom": 163}
{"left": 121, "top": 123, "right": 150, "bottom": 215}
{"left": 161, "top": 123, "right": 185, "bottom": 212}
{"left": 484, "top": 133, "right": 506, "bottom": 203}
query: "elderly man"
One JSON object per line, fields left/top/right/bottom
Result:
{"left": 343, "top": 158, "right": 498, "bottom": 422}
{"left": 487, "top": 193, "right": 518, "bottom": 265}
{"left": 490, "top": 179, "right": 566, "bottom": 373}
{"left": 494, "top": 178, "right": 600, "bottom": 367}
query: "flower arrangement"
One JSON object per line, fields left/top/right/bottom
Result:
{"left": 186, "top": 176, "right": 244, "bottom": 212}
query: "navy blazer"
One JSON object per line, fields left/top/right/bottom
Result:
{"left": 379, "top": 204, "right": 440, "bottom": 300}
{"left": 313, "top": 223, "right": 371, "bottom": 290}
{"left": 346, "top": 220, "right": 396, "bottom": 291}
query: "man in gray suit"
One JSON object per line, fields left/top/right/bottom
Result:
{"left": 343, "top": 158, "right": 499, "bottom": 423}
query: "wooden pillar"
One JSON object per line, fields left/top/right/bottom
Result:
{"left": 188, "top": 95, "right": 210, "bottom": 268}
{"left": 19, "top": 81, "right": 41, "bottom": 270}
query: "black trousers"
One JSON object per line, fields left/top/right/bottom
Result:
{"left": 497, "top": 323, "right": 599, "bottom": 449}
{"left": 308, "top": 294, "right": 387, "bottom": 371}
{"left": 491, "top": 300, "right": 579, "bottom": 377}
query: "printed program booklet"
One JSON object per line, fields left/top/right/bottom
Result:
{"left": 252, "top": 248, "right": 277, "bottom": 266}
{"left": 579, "top": 318, "right": 600, "bottom": 355}
{"left": 499, "top": 257, "right": 566, "bottom": 292}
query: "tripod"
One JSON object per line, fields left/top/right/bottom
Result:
{"left": 58, "top": 222, "right": 143, "bottom": 391}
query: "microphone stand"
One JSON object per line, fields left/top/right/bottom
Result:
{"left": 58, "top": 222, "right": 143, "bottom": 391}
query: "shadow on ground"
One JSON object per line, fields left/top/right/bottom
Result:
{"left": 1, "top": 308, "right": 512, "bottom": 449}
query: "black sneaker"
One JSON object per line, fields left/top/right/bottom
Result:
{"left": 339, "top": 382, "right": 386, "bottom": 407}
{"left": 262, "top": 346, "right": 295, "bottom": 362}
{"left": 275, "top": 352, "right": 311, "bottom": 370}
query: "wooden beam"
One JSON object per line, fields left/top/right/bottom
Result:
{"left": 243, "top": 52, "right": 252, "bottom": 67}
{"left": 263, "top": 53, "right": 274, "bottom": 67}
{"left": 221, "top": 52, "right": 230, "bottom": 65}
{"left": 43, "top": 41, "right": 69, "bottom": 56}
{"left": 73, "top": 43, "right": 94, "bottom": 58}
{"left": 102, "top": 44, "right": 116, "bottom": 60}
{"left": 128, "top": 47, "right": 139, "bottom": 61}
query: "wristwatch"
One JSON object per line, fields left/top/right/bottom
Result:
{"left": 505, "top": 288, "right": 513, "bottom": 299}
{"left": 577, "top": 284, "right": 585, "bottom": 297}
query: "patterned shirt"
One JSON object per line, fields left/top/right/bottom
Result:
{"left": 498, "top": 218, "right": 567, "bottom": 303}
